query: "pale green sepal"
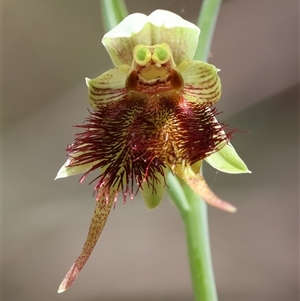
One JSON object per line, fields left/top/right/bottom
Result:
{"left": 140, "top": 172, "right": 166, "bottom": 209}
{"left": 102, "top": 9, "right": 200, "bottom": 67}
{"left": 205, "top": 143, "right": 251, "bottom": 174}
{"left": 85, "top": 77, "right": 91, "bottom": 87}
{"left": 55, "top": 159, "right": 97, "bottom": 180}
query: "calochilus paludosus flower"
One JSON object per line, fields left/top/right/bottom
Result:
{"left": 56, "top": 10, "right": 250, "bottom": 293}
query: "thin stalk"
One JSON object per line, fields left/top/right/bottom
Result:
{"left": 183, "top": 198, "right": 218, "bottom": 301}
{"left": 168, "top": 0, "right": 223, "bottom": 299}
{"left": 167, "top": 174, "right": 218, "bottom": 301}
{"left": 194, "top": 0, "right": 222, "bottom": 62}
{"left": 100, "top": 0, "right": 128, "bottom": 33}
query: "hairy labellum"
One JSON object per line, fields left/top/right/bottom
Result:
{"left": 67, "top": 91, "right": 227, "bottom": 202}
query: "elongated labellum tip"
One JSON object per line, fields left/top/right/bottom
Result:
{"left": 175, "top": 165, "right": 237, "bottom": 213}
{"left": 57, "top": 196, "right": 114, "bottom": 292}
{"left": 215, "top": 200, "right": 237, "bottom": 213}
{"left": 57, "top": 263, "right": 80, "bottom": 293}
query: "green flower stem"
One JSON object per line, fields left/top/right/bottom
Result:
{"left": 167, "top": 173, "right": 218, "bottom": 301}
{"left": 168, "top": 0, "right": 222, "bottom": 299}
{"left": 195, "top": 0, "right": 222, "bottom": 62}
{"left": 100, "top": 0, "right": 128, "bottom": 33}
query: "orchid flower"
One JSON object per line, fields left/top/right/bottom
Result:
{"left": 56, "top": 10, "right": 250, "bottom": 293}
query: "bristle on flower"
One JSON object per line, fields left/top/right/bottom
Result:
{"left": 66, "top": 92, "right": 228, "bottom": 202}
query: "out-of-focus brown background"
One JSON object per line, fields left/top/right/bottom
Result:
{"left": 2, "top": 0, "right": 299, "bottom": 300}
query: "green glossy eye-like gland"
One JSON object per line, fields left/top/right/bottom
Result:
{"left": 134, "top": 45, "right": 151, "bottom": 66}
{"left": 152, "top": 43, "right": 171, "bottom": 64}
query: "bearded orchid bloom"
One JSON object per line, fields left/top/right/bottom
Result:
{"left": 56, "top": 9, "right": 250, "bottom": 293}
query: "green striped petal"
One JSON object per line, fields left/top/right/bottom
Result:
{"left": 178, "top": 60, "right": 221, "bottom": 105}
{"left": 86, "top": 66, "right": 129, "bottom": 108}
